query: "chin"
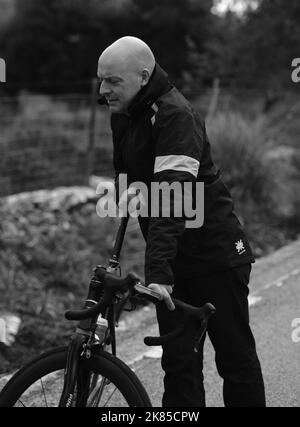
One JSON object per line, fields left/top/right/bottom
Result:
{"left": 109, "top": 104, "right": 122, "bottom": 113}
{"left": 107, "top": 99, "right": 124, "bottom": 112}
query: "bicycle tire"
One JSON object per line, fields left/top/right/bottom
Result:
{"left": 0, "top": 346, "right": 152, "bottom": 407}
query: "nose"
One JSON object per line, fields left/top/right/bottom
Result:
{"left": 99, "top": 80, "right": 111, "bottom": 96}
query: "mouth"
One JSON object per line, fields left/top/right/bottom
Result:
{"left": 107, "top": 99, "right": 119, "bottom": 104}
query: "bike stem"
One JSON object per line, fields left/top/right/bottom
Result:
{"left": 108, "top": 189, "right": 142, "bottom": 268}
{"left": 108, "top": 215, "right": 129, "bottom": 269}
{"left": 106, "top": 215, "right": 129, "bottom": 356}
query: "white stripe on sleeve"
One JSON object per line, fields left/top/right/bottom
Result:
{"left": 154, "top": 155, "right": 200, "bottom": 178}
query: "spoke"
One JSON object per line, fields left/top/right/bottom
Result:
{"left": 17, "top": 400, "right": 26, "bottom": 407}
{"left": 103, "top": 385, "right": 118, "bottom": 407}
{"left": 40, "top": 378, "right": 48, "bottom": 407}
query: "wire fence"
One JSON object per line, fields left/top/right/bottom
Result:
{"left": 0, "top": 80, "right": 292, "bottom": 198}
{"left": 0, "top": 80, "right": 116, "bottom": 197}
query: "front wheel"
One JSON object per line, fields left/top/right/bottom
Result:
{"left": 0, "top": 346, "right": 151, "bottom": 407}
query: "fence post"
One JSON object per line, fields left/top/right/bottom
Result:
{"left": 86, "top": 77, "right": 98, "bottom": 185}
{"left": 206, "top": 77, "right": 220, "bottom": 121}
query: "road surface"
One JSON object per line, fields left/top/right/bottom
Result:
{"left": 116, "top": 239, "right": 300, "bottom": 407}
{"left": 1, "top": 240, "right": 299, "bottom": 407}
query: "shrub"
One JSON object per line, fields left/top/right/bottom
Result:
{"left": 0, "top": 189, "right": 146, "bottom": 373}
{"left": 206, "top": 111, "right": 300, "bottom": 254}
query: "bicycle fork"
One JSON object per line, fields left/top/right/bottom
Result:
{"left": 59, "top": 334, "right": 87, "bottom": 407}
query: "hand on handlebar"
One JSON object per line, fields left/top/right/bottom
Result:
{"left": 147, "top": 283, "right": 175, "bottom": 311}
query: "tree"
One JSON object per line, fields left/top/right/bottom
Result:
{"left": 130, "top": 0, "right": 215, "bottom": 90}
{"left": 0, "top": 0, "right": 132, "bottom": 92}
{"left": 0, "top": 0, "right": 217, "bottom": 93}
{"left": 224, "top": 0, "right": 300, "bottom": 90}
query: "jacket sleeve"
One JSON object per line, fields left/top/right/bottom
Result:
{"left": 144, "top": 105, "right": 205, "bottom": 286}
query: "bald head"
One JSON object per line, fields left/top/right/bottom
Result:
{"left": 97, "top": 37, "right": 156, "bottom": 113}
{"left": 99, "top": 36, "right": 155, "bottom": 76}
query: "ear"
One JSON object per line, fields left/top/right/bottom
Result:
{"left": 140, "top": 69, "right": 151, "bottom": 87}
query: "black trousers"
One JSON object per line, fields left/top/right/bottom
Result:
{"left": 155, "top": 263, "right": 266, "bottom": 407}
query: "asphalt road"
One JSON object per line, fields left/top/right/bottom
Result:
{"left": 116, "top": 240, "right": 300, "bottom": 407}
{"left": 1, "top": 240, "right": 299, "bottom": 407}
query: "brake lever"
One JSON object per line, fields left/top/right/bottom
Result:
{"left": 133, "top": 282, "right": 162, "bottom": 304}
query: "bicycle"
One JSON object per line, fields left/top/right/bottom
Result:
{"left": 0, "top": 214, "right": 216, "bottom": 407}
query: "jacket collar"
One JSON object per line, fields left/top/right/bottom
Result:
{"left": 127, "top": 63, "right": 172, "bottom": 118}
{"left": 98, "top": 63, "right": 172, "bottom": 117}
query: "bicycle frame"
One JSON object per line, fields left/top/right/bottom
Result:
{"left": 59, "top": 216, "right": 130, "bottom": 407}
{"left": 0, "top": 207, "right": 216, "bottom": 407}
{"left": 58, "top": 212, "right": 216, "bottom": 407}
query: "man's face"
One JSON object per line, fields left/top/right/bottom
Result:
{"left": 97, "top": 59, "right": 142, "bottom": 113}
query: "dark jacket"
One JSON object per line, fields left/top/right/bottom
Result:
{"left": 110, "top": 64, "right": 255, "bottom": 286}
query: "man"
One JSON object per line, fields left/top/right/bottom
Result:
{"left": 97, "top": 36, "right": 266, "bottom": 407}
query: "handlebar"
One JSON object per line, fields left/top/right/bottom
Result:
{"left": 65, "top": 270, "right": 216, "bottom": 350}
{"left": 65, "top": 271, "right": 139, "bottom": 321}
